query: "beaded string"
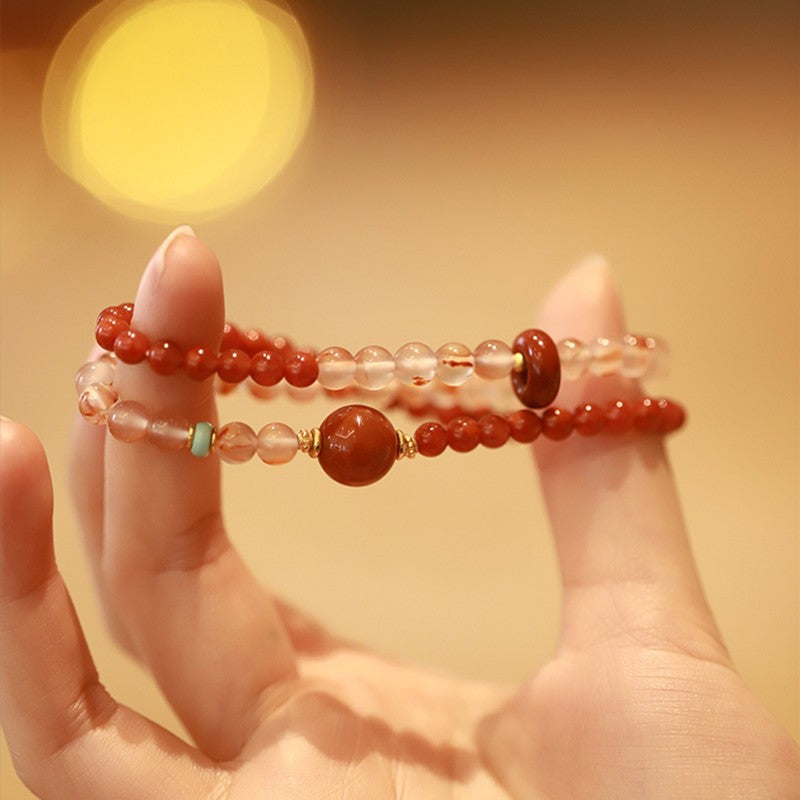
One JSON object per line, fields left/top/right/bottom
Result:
{"left": 95, "top": 304, "right": 669, "bottom": 396}
{"left": 76, "top": 354, "right": 685, "bottom": 487}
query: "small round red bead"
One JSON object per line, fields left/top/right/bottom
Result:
{"left": 147, "top": 340, "right": 183, "bottom": 375}
{"left": 414, "top": 421, "right": 448, "bottom": 457}
{"left": 657, "top": 398, "right": 686, "bottom": 433}
{"left": 250, "top": 350, "right": 284, "bottom": 386}
{"left": 113, "top": 329, "right": 150, "bottom": 364}
{"left": 284, "top": 351, "right": 319, "bottom": 388}
{"left": 573, "top": 402, "right": 606, "bottom": 436}
{"left": 478, "top": 413, "right": 510, "bottom": 448}
{"left": 634, "top": 397, "right": 662, "bottom": 432}
{"left": 604, "top": 399, "right": 635, "bottom": 434}
{"left": 541, "top": 407, "right": 574, "bottom": 440}
{"left": 184, "top": 346, "right": 218, "bottom": 380}
{"left": 217, "top": 348, "right": 252, "bottom": 383}
{"left": 447, "top": 416, "right": 481, "bottom": 452}
{"left": 95, "top": 314, "right": 129, "bottom": 350}
{"left": 507, "top": 409, "right": 541, "bottom": 443}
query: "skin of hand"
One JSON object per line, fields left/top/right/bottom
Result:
{"left": 0, "top": 229, "right": 797, "bottom": 799}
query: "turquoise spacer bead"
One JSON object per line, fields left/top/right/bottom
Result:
{"left": 190, "top": 421, "right": 215, "bottom": 458}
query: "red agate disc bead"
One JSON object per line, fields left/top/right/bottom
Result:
{"left": 318, "top": 405, "right": 397, "bottom": 486}
{"left": 511, "top": 329, "right": 561, "bottom": 409}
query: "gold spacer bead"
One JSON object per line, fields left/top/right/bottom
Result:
{"left": 396, "top": 429, "right": 417, "bottom": 460}
{"left": 512, "top": 351, "right": 525, "bottom": 372}
{"left": 297, "top": 427, "right": 322, "bottom": 459}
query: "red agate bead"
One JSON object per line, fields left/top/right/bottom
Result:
{"left": 507, "top": 409, "right": 541, "bottom": 443}
{"left": 573, "top": 402, "right": 606, "bottom": 436}
{"left": 318, "top": 405, "right": 397, "bottom": 486}
{"left": 148, "top": 340, "right": 183, "bottom": 375}
{"left": 217, "top": 348, "right": 251, "bottom": 383}
{"left": 478, "top": 413, "right": 510, "bottom": 448}
{"left": 541, "top": 407, "right": 573, "bottom": 440}
{"left": 184, "top": 346, "right": 218, "bottom": 380}
{"left": 511, "top": 329, "right": 561, "bottom": 409}
{"left": 113, "top": 329, "right": 150, "bottom": 364}
{"left": 414, "top": 421, "right": 448, "bottom": 457}
{"left": 285, "top": 351, "right": 319, "bottom": 388}
{"left": 447, "top": 416, "right": 481, "bottom": 452}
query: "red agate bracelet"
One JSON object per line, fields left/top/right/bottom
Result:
{"left": 95, "top": 303, "right": 668, "bottom": 410}
{"left": 76, "top": 355, "right": 685, "bottom": 487}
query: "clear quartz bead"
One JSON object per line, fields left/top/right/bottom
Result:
{"left": 620, "top": 334, "right": 650, "bottom": 378}
{"left": 75, "top": 359, "right": 116, "bottom": 394}
{"left": 354, "top": 345, "right": 395, "bottom": 390}
{"left": 256, "top": 422, "right": 298, "bottom": 465}
{"left": 394, "top": 342, "right": 437, "bottom": 386}
{"left": 107, "top": 400, "right": 149, "bottom": 442}
{"left": 642, "top": 336, "right": 669, "bottom": 378}
{"left": 147, "top": 414, "right": 191, "bottom": 451}
{"left": 589, "top": 337, "right": 624, "bottom": 376}
{"left": 558, "top": 338, "right": 591, "bottom": 380}
{"left": 317, "top": 346, "right": 356, "bottom": 390}
{"left": 216, "top": 421, "right": 257, "bottom": 464}
{"left": 474, "top": 339, "right": 514, "bottom": 379}
{"left": 78, "top": 382, "right": 119, "bottom": 424}
{"left": 435, "top": 342, "right": 474, "bottom": 386}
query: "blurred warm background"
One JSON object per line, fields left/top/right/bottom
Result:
{"left": 1, "top": 0, "right": 797, "bottom": 796}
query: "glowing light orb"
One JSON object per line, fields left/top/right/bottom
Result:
{"left": 43, "top": 0, "right": 313, "bottom": 221}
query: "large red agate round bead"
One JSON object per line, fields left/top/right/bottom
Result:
{"left": 318, "top": 405, "right": 397, "bottom": 486}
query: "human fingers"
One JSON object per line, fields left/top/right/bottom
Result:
{"left": 68, "top": 351, "right": 138, "bottom": 655}
{"left": 533, "top": 257, "right": 725, "bottom": 658}
{"left": 0, "top": 419, "right": 228, "bottom": 800}
{"left": 100, "top": 229, "right": 296, "bottom": 759}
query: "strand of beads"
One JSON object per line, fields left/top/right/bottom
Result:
{"left": 94, "top": 304, "right": 668, "bottom": 400}
{"left": 76, "top": 355, "right": 685, "bottom": 487}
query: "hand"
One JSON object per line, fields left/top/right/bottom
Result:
{"left": 1, "top": 230, "right": 797, "bottom": 799}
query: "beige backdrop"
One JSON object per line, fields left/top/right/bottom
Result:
{"left": 1, "top": 1, "right": 798, "bottom": 797}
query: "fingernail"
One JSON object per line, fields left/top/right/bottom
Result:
{"left": 143, "top": 225, "right": 195, "bottom": 284}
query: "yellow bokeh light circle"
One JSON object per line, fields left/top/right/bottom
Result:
{"left": 43, "top": 0, "right": 313, "bottom": 221}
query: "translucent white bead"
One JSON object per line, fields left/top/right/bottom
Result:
{"left": 620, "top": 335, "right": 650, "bottom": 378}
{"left": 75, "top": 359, "right": 116, "bottom": 394}
{"left": 558, "top": 338, "right": 591, "bottom": 380}
{"left": 107, "top": 400, "right": 149, "bottom": 442}
{"left": 78, "top": 382, "right": 119, "bottom": 424}
{"left": 642, "top": 336, "right": 669, "bottom": 379}
{"left": 256, "top": 422, "right": 298, "bottom": 465}
{"left": 317, "top": 346, "right": 356, "bottom": 390}
{"left": 435, "top": 342, "right": 474, "bottom": 386}
{"left": 216, "top": 421, "right": 257, "bottom": 464}
{"left": 474, "top": 339, "right": 514, "bottom": 379}
{"left": 394, "top": 342, "right": 437, "bottom": 386}
{"left": 589, "top": 337, "right": 623, "bottom": 376}
{"left": 354, "top": 345, "right": 395, "bottom": 390}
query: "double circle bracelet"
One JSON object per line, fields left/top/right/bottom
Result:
{"left": 78, "top": 303, "right": 686, "bottom": 487}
